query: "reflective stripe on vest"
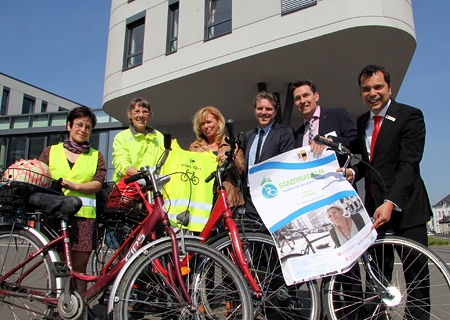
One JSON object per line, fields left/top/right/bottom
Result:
{"left": 79, "top": 196, "right": 96, "bottom": 207}
{"left": 49, "top": 143, "right": 98, "bottom": 219}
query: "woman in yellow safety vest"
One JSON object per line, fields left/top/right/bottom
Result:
{"left": 39, "top": 106, "right": 106, "bottom": 293}
{"left": 111, "top": 97, "right": 164, "bottom": 184}
{"left": 189, "top": 106, "right": 245, "bottom": 209}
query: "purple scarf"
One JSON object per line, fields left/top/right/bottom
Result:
{"left": 63, "top": 138, "right": 90, "bottom": 154}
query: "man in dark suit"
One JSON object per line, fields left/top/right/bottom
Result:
{"left": 243, "top": 91, "right": 294, "bottom": 221}
{"left": 292, "top": 79, "right": 357, "bottom": 166}
{"left": 351, "top": 65, "right": 432, "bottom": 242}
{"left": 350, "top": 65, "right": 432, "bottom": 319}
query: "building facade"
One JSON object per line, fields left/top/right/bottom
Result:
{"left": 0, "top": 72, "right": 125, "bottom": 180}
{"left": 103, "top": 0, "right": 416, "bottom": 148}
{"left": 431, "top": 194, "right": 450, "bottom": 234}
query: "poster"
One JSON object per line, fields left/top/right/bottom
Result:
{"left": 249, "top": 147, "right": 377, "bottom": 285}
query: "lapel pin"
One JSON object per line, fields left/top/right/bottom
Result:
{"left": 385, "top": 115, "right": 396, "bottom": 122}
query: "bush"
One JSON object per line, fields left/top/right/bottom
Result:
{"left": 428, "top": 236, "right": 450, "bottom": 246}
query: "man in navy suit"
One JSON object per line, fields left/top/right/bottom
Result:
{"left": 349, "top": 65, "right": 432, "bottom": 319}
{"left": 292, "top": 79, "right": 357, "bottom": 166}
{"left": 243, "top": 91, "right": 294, "bottom": 221}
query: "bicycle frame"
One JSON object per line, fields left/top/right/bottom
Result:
{"left": 198, "top": 187, "right": 263, "bottom": 299}
{"left": 0, "top": 139, "right": 196, "bottom": 312}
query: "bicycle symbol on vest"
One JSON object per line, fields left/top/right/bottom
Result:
{"left": 180, "top": 169, "right": 200, "bottom": 185}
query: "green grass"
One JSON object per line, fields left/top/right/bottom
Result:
{"left": 428, "top": 236, "right": 450, "bottom": 246}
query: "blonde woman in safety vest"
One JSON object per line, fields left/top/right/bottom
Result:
{"left": 39, "top": 106, "right": 106, "bottom": 293}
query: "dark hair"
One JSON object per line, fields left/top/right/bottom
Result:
{"left": 291, "top": 79, "right": 317, "bottom": 93}
{"left": 254, "top": 91, "right": 278, "bottom": 109}
{"left": 67, "top": 106, "right": 97, "bottom": 128}
{"left": 128, "top": 97, "right": 151, "bottom": 112}
{"left": 358, "top": 65, "right": 391, "bottom": 87}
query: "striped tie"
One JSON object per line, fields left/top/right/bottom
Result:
{"left": 308, "top": 118, "right": 315, "bottom": 145}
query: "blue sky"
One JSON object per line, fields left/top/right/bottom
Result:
{"left": 1, "top": 1, "right": 449, "bottom": 205}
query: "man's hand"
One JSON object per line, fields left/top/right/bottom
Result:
{"left": 371, "top": 201, "right": 394, "bottom": 229}
{"left": 310, "top": 136, "right": 333, "bottom": 154}
{"left": 337, "top": 167, "right": 354, "bottom": 182}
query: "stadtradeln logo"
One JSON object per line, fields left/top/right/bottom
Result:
{"left": 260, "top": 177, "right": 278, "bottom": 199}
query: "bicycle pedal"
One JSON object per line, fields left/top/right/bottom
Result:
{"left": 51, "top": 261, "right": 70, "bottom": 277}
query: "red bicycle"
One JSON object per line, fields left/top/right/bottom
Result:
{"left": 109, "top": 120, "right": 320, "bottom": 320}
{"left": 0, "top": 131, "right": 252, "bottom": 320}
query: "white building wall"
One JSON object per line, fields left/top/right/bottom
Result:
{"left": 103, "top": 0, "right": 415, "bottom": 104}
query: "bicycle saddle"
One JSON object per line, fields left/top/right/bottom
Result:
{"left": 29, "top": 192, "right": 82, "bottom": 221}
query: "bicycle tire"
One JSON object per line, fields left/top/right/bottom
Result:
{"left": 324, "top": 235, "right": 450, "bottom": 320}
{"left": 112, "top": 238, "right": 253, "bottom": 319}
{"left": 210, "top": 232, "right": 320, "bottom": 320}
{"left": 0, "top": 227, "right": 58, "bottom": 319}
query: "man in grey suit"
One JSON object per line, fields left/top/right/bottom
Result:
{"left": 349, "top": 65, "right": 432, "bottom": 319}
{"left": 243, "top": 91, "right": 294, "bottom": 221}
{"left": 292, "top": 79, "right": 358, "bottom": 166}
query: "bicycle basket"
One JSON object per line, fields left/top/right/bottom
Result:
{"left": 1, "top": 162, "right": 62, "bottom": 213}
{"left": 105, "top": 178, "right": 143, "bottom": 212}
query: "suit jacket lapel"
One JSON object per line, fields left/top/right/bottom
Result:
{"left": 259, "top": 123, "right": 277, "bottom": 161}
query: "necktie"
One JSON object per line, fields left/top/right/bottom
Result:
{"left": 307, "top": 118, "right": 315, "bottom": 145}
{"left": 370, "top": 116, "right": 382, "bottom": 161}
{"left": 255, "top": 129, "right": 264, "bottom": 164}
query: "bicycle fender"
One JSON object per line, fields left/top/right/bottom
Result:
{"left": 107, "top": 234, "right": 203, "bottom": 314}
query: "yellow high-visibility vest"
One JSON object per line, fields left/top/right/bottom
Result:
{"left": 161, "top": 140, "right": 217, "bottom": 232}
{"left": 49, "top": 143, "right": 98, "bottom": 219}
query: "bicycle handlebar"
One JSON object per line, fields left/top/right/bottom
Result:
{"left": 313, "top": 135, "right": 351, "bottom": 154}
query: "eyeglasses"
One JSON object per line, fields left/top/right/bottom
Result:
{"left": 131, "top": 109, "right": 150, "bottom": 116}
{"left": 73, "top": 122, "right": 93, "bottom": 132}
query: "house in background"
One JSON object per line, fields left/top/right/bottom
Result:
{"left": 431, "top": 194, "right": 450, "bottom": 234}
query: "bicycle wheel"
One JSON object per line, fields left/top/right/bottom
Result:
{"left": 324, "top": 236, "right": 450, "bottom": 320}
{"left": 0, "top": 227, "right": 58, "bottom": 319}
{"left": 211, "top": 232, "right": 320, "bottom": 320}
{"left": 113, "top": 238, "right": 253, "bottom": 319}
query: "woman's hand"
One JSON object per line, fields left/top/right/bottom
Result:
{"left": 61, "top": 179, "right": 102, "bottom": 194}
{"left": 217, "top": 151, "right": 227, "bottom": 165}
{"left": 61, "top": 179, "right": 77, "bottom": 191}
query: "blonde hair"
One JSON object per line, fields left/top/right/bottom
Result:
{"left": 326, "top": 205, "right": 344, "bottom": 219}
{"left": 192, "top": 106, "right": 226, "bottom": 144}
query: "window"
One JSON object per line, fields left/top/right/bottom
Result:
{"left": 281, "top": 0, "right": 317, "bottom": 15}
{"left": 28, "top": 136, "right": 46, "bottom": 160}
{"left": 166, "top": 0, "right": 179, "bottom": 54}
{"left": 1, "top": 87, "right": 9, "bottom": 116}
{"left": 6, "top": 136, "right": 27, "bottom": 167}
{"left": 205, "top": 0, "right": 231, "bottom": 40}
{"left": 22, "top": 95, "right": 35, "bottom": 114}
{"left": 124, "top": 12, "right": 146, "bottom": 69}
{"left": 41, "top": 101, "right": 48, "bottom": 113}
